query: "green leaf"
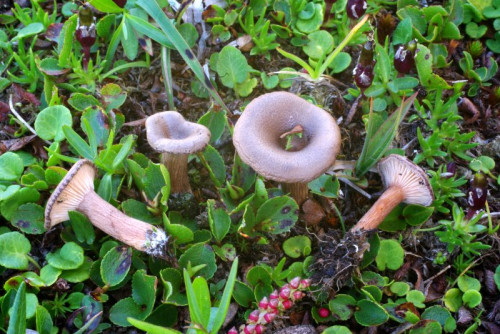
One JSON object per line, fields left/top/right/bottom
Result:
{"left": 60, "top": 257, "right": 92, "bottom": 283}
{"left": 329, "top": 52, "right": 351, "bottom": 73}
{"left": 322, "top": 326, "right": 352, "bottom": 334}
{"left": 376, "top": 239, "right": 404, "bottom": 271}
{"left": 183, "top": 269, "right": 205, "bottom": 330}
{"left": 415, "top": 43, "right": 451, "bottom": 90}
{"left": 58, "top": 14, "right": 77, "bottom": 68}
{"left": 465, "top": 22, "right": 487, "bottom": 38}
{"left": 375, "top": 44, "right": 391, "bottom": 84}
{"left": 179, "top": 244, "right": 217, "bottom": 279}
{"left": 202, "top": 145, "right": 226, "bottom": 186}
{"left": 110, "top": 298, "right": 147, "bottom": 326}
{"left": 443, "top": 288, "right": 462, "bottom": 312}
{"left": 69, "top": 211, "right": 95, "bottom": 244}
{"left": 390, "top": 282, "right": 410, "bottom": 296}
{"left": 13, "top": 22, "right": 44, "bottom": 41}
{"left": 303, "top": 30, "right": 333, "bottom": 59}
{"left": 406, "top": 290, "right": 425, "bottom": 308}
{"left": 494, "top": 265, "right": 500, "bottom": 291}
{"left": 128, "top": 317, "right": 182, "bottom": 334}
{"left": 216, "top": 46, "right": 249, "bottom": 88}
{"left": 255, "top": 195, "right": 299, "bottom": 234}
{"left": 0, "top": 152, "right": 24, "bottom": 181}
{"left": 36, "top": 305, "right": 54, "bottom": 334}
{"left": 208, "top": 200, "right": 231, "bottom": 243}
{"left": 403, "top": 205, "right": 434, "bottom": 226}
{"left": 192, "top": 277, "right": 211, "bottom": 329}
{"left": 308, "top": 174, "right": 339, "bottom": 198}
{"left": 233, "top": 280, "right": 254, "bottom": 307}
{"left": 393, "top": 17, "right": 413, "bottom": 45}
{"left": 35, "top": 105, "right": 72, "bottom": 141}
{"left": 132, "top": 270, "right": 157, "bottom": 315}
{"left": 46, "top": 242, "right": 84, "bottom": 270}
{"left": 198, "top": 109, "right": 226, "bottom": 144}
{"left": 89, "top": 0, "right": 124, "bottom": 13}
{"left": 1, "top": 187, "right": 40, "bottom": 220}
{"left": 7, "top": 282, "right": 26, "bottom": 334}
{"left": 38, "top": 57, "right": 69, "bottom": 76}
{"left": 63, "top": 125, "right": 96, "bottom": 160}
{"left": 283, "top": 236, "right": 311, "bottom": 258}
{"left": 457, "top": 275, "right": 481, "bottom": 292}
{"left": 11, "top": 203, "right": 45, "bottom": 234}
{"left": 210, "top": 258, "right": 238, "bottom": 333}
{"left": 329, "top": 294, "right": 356, "bottom": 321}
{"left": 101, "top": 246, "right": 132, "bottom": 287}
{"left": 462, "top": 290, "right": 481, "bottom": 308}
{"left": 354, "top": 299, "right": 388, "bottom": 326}
{"left": 355, "top": 93, "right": 417, "bottom": 177}
{"left": 0, "top": 232, "right": 31, "bottom": 269}
{"left": 421, "top": 305, "right": 454, "bottom": 329}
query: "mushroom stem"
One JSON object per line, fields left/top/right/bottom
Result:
{"left": 282, "top": 182, "right": 309, "bottom": 205}
{"left": 161, "top": 153, "right": 192, "bottom": 194}
{"left": 78, "top": 191, "right": 167, "bottom": 255}
{"left": 351, "top": 185, "right": 405, "bottom": 231}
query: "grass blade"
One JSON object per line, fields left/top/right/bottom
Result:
{"left": 135, "top": 0, "right": 229, "bottom": 113}
{"left": 355, "top": 93, "right": 417, "bottom": 177}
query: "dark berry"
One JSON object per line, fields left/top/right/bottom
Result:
{"left": 346, "top": 0, "right": 367, "bottom": 20}
{"left": 353, "top": 40, "right": 375, "bottom": 90}
{"left": 113, "top": 0, "right": 127, "bottom": 8}
{"left": 466, "top": 173, "right": 487, "bottom": 220}
{"left": 394, "top": 41, "right": 416, "bottom": 74}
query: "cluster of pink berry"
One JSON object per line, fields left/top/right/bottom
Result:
{"left": 228, "top": 277, "right": 311, "bottom": 334}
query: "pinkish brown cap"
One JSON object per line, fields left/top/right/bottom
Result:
{"left": 44, "top": 159, "right": 96, "bottom": 229}
{"left": 146, "top": 111, "right": 211, "bottom": 154}
{"left": 233, "top": 92, "right": 341, "bottom": 183}
{"left": 378, "top": 154, "right": 434, "bottom": 206}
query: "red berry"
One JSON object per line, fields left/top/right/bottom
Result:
{"left": 228, "top": 327, "right": 238, "bottom": 334}
{"left": 269, "top": 298, "right": 279, "bottom": 309}
{"left": 290, "top": 277, "right": 301, "bottom": 289}
{"left": 248, "top": 310, "right": 260, "bottom": 323}
{"left": 269, "top": 290, "right": 279, "bottom": 300}
{"left": 244, "top": 324, "right": 255, "bottom": 334}
{"left": 279, "top": 287, "right": 291, "bottom": 300}
{"left": 263, "top": 312, "right": 276, "bottom": 323}
{"left": 293, "top": 291, "right": 304, "bottom": 301}
{"left": 318, "top": 307, "right": 330, "bottom": 318}
{"left": 259, "top": 297, "right": 268, "bottom": 309}
{"left": 300, "top": 279, "right": 311, "bottom": 289}
{"left": 282, "top": 300, "right": 293, "bottom": 310}
{"left": 255, "top": 325, "right": 264, "bottom": 334}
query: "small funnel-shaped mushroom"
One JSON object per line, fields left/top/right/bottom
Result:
{"left": 146, "top": 111, "right": 211, "bottom": 194}
{"left": 352, "top": 154, "right": 434, "bottom": 231}
{"left": 44, "top": 160, "right": 168, "bottom": 257}
{"left": 233, "top": 92, "right": 341, "bottom": 204}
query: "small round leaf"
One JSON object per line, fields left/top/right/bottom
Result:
{"left": 35, "top": 105, "right": 72, "bottom": 141}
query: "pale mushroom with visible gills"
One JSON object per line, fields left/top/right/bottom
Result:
{"left": 146, "top": 111, "right": 211, "bottom": 194}
{"left": 311, "top": 154, "right": 434, "bottom": 292}
{"left": 351, "top": 154, "right": 434, "bottom": 231}
{"left": 44, "top": 160, "right": 168, "bottom": 257}
{"left": 232, "top": 91, "right": 341, "bottom": 205}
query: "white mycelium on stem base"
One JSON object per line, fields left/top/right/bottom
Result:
{"left": 352, "top": 154, "right": 434, "bottom": 231}
{"left": 232, "top": 91, "right": 341, "bottom": 205}
{"left": 44, "top": 160, "right": 168, "bottom": 257}
{"left": 146, "top": 111, "right": 211, "bottom": 194}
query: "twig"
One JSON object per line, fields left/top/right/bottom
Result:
{"left": 337, "top": 176, "right": 372, "bottom": 199}
{"left": 344, "top": 95, "right": 361, "bottom": 125}
{"left": 9, "top": 95, "right": 51, "bottom": 145}
{"left": 423, "top": 265, "right": 451, "bottom": 285}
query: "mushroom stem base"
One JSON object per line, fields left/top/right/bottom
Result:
{"left": 282, "top": 182, "right": 309, "bottom": 205}
{"left": 161, "top": 153, "right": 192, "bottom": 194}
{"left": 351, "top": 186, "right": 405, "bottom": 231}
{"left": 77, "top": 191, "right": 167, "bottom": 256}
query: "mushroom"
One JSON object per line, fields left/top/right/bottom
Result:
{"left": 232, "top": 91, "right": 341, "bottom": 204}
{"left": 352, "top": 154, "right": 434, "bottom": 231}
{"left": 146, "top": 111, "right": 211, "bottom": 194}
{"left": 44, "top": 160, "right": 168, "bottom": 257}
{"left": 311, "top": 155, "right": 433, "bottom": 292}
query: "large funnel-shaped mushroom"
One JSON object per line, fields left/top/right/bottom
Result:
{"left": 146, "top": 111, "right": 211, "bottom": 194}
{"left": 233, "top": 91, "right": 341, "bottom": 204}
{"left": 352, "top": 154, "right": 434, "bottom": 231}
{"left": 45, "top": 160, "right": 168, "bottom": 257}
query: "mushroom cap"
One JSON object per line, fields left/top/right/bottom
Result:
{"left": 233, "top": 91, "right": 341, "bottom": 183}
{"left": 378, "top": 154, "right": 434, "bottom": 206}
{"left": 146, "top": 111, "right": 211, "bottom": 154}
{"left": 44, "top": 160, "right": 96, "bottom": 229}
